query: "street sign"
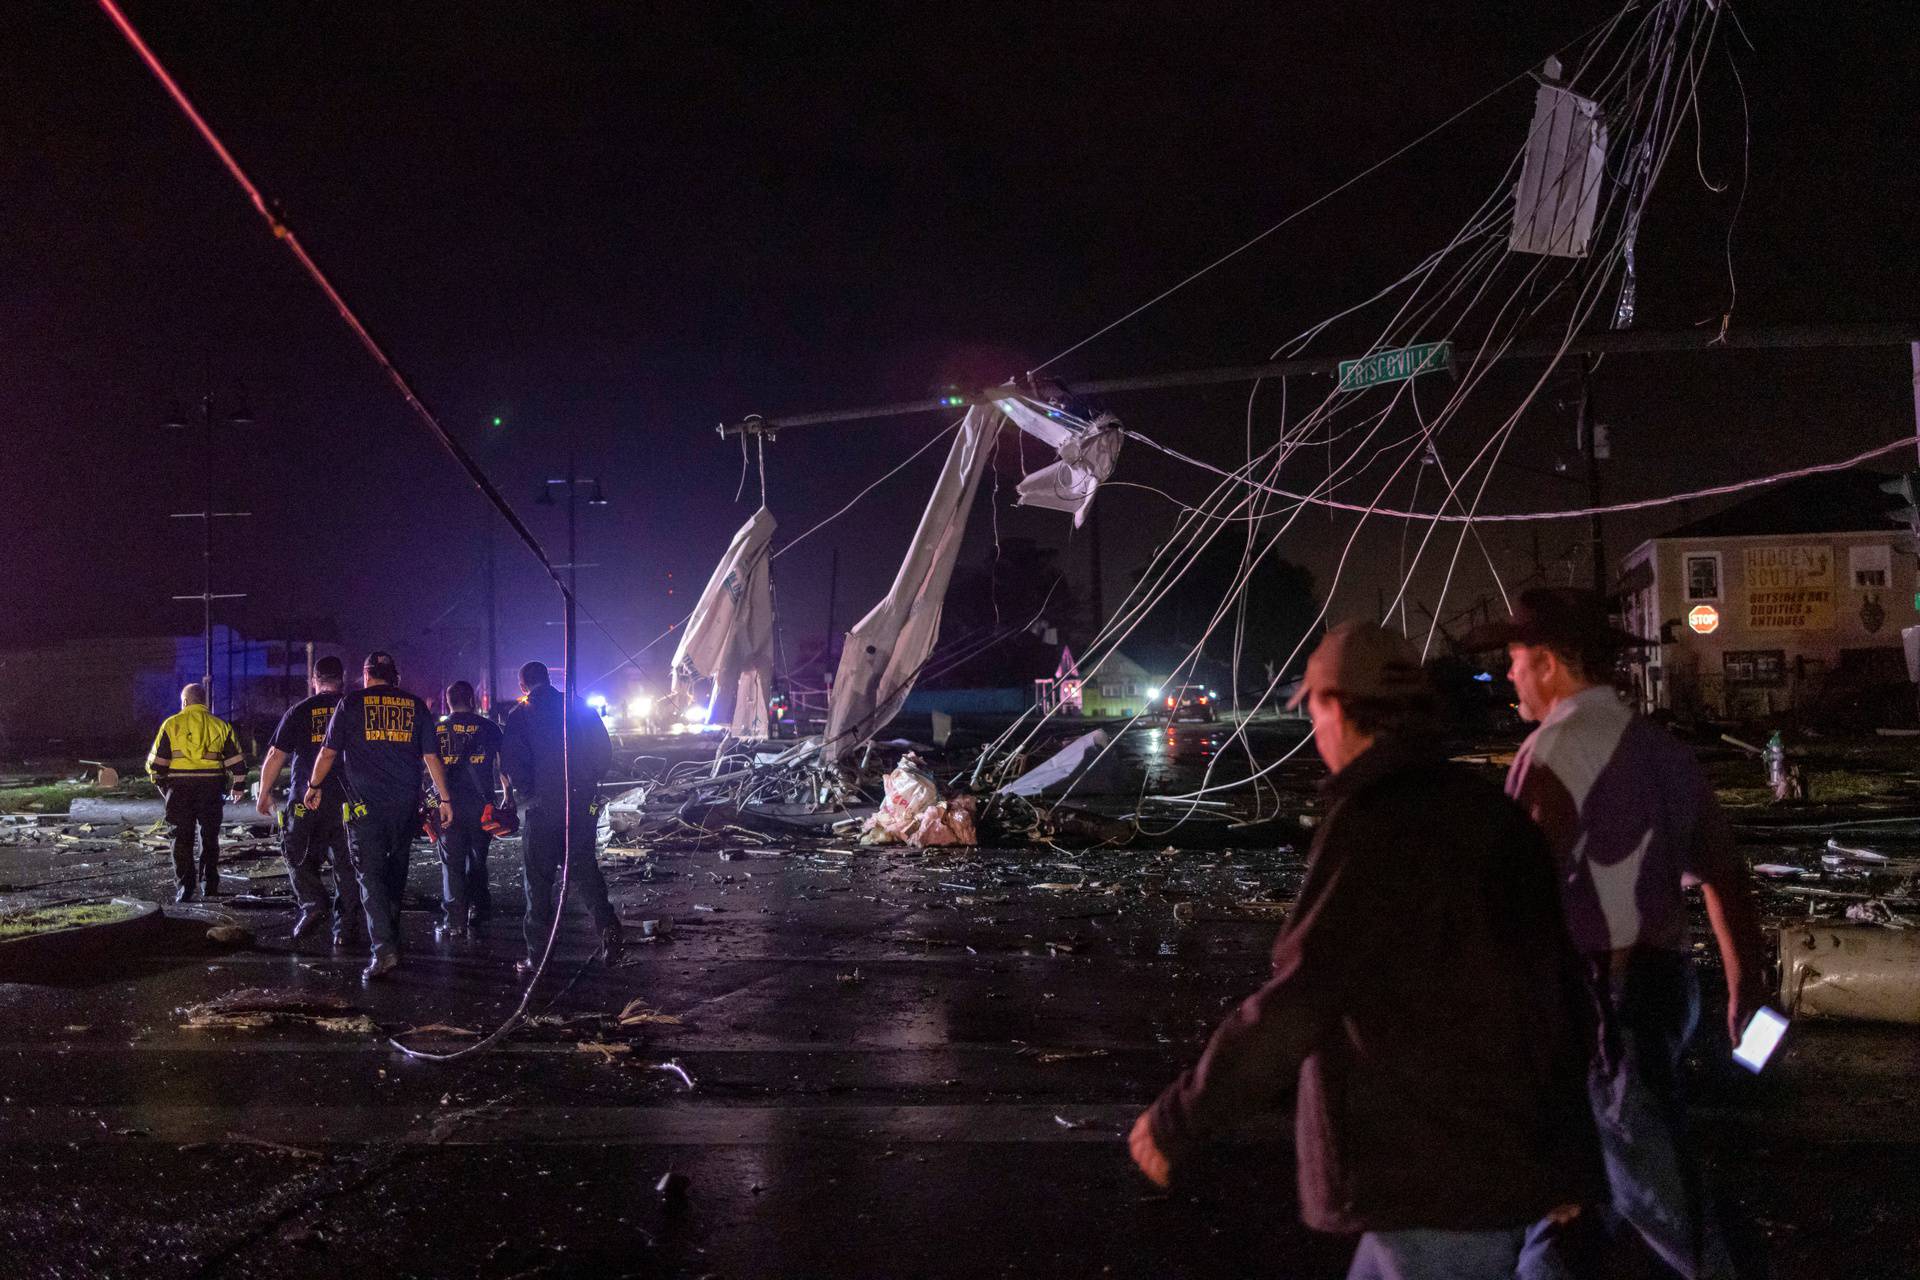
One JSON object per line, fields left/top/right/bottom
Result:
{"left": 1337, "top": 341, "right": 1453, "bottom": 392}
{"left": 1688, "top": 605, "right": 1720, "bottom": 635}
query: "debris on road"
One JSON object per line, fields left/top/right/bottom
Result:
{"left": 652, "top": 1059, "right": 696, "bottom": 1090}
{"left": 180, "top": 988, "right": 373, "bottom": 1033}
{"left": 860, "top": 754, "right": 978, "bottom": 847}
{"left": 1025, "top": 1047, "right": 1110, "bottom": 1065}
{"left": 1782, "top": 922, "right": 1920, "bottom": 1023}
{"left": 617, "top": 998, "right": 683, "bottom": 1026}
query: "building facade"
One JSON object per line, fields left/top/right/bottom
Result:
{"left": 1619, "top": 474, "right": 1918, "bottom": 719}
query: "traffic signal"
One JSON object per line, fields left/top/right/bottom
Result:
{"left": 1882, "top": 472, "right": 1920, "bottom": 556}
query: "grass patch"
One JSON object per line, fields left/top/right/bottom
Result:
{"left": 0, "top": 777, "right": 160, "bottom": 814}
{"left": 0, "top": 900, "right": 142, "bottom": 940}
{"left": 0, "top": 784, "right": 109, "bottom": 815}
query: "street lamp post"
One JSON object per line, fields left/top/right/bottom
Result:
{"left": 164, "top": 384, "right": 252, "bottom": 712}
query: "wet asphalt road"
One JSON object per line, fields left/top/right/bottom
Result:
{"left": 3, "top": 737, "right": 1919, "bottom": 1279}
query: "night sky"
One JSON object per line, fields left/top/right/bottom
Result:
{"left": 5, "top": 1, "right": 1916, "bottom": 699}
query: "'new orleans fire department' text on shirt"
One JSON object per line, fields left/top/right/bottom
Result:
{"left": 321, "top": 687, "right": 436, "bottom": 814}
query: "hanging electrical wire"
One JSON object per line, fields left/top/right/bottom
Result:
{"left": 971, "top": 0, "right": 1731, "bottom": 825}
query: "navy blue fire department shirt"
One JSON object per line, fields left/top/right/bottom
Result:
{"left": 321, "top": 684, "right": 436, "bottom": 815}
{"left": 269, "top": 690, "right": 344, "bottom": 809}
{"left": 435, "top": 711, "right": 502, "bottom": 813}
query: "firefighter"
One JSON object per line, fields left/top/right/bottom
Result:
{"left": 255, "top": 656, "right": 363, "bottom": 946}
{"left": 145, "top": 683, "right": 247, "bottom": 902}
{"left": 302, "top": 651, "right": 455, "bottom": 983}
{"left": 433, "top": 679, "right": 503, "bottom": 939}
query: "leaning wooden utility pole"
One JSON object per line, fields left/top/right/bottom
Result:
{"left": 1577, "top": 354, "right": 1606, "bottom": 594}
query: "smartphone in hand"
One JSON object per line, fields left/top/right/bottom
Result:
{"left": 1733, "top": 1006, "right": 1788, "bottom": 1074}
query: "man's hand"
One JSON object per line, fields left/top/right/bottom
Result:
{"left": 303, "top": 785, "right": 324, "bottom": 812}
{"left": 1128, "top": 1112, "right": 1171, "bottom": 1188}
{"left": 228, "top": 788, "right": 246, "bottom": 805}
{"left": 438, "top": 800, "right": 453, "bottom": 829}
{"left": 254, "top": 787, "right": 275, "bottom": 817}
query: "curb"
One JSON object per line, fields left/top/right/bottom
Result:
{"left": 0, "top": 898, "right": 163, "bottom": 982}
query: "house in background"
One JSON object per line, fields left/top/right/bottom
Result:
{"left": 1619, "top": 472, "right": 1918, "bottom": 719}
{"left": 1075, "top": 650, "right": 1165, "bottom": 719}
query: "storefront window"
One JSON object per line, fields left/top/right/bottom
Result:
{"left": 1684, "top": 552, "right": 1721, "bottom": 602}
{"left": 1723, "top": 649, "right": 1787, "bottom": 686}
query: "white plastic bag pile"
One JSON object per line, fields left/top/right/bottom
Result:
{"left": 859, "top": 753, "right": 978, "bottom": 847}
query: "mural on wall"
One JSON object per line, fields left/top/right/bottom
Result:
{"left": 1745, "top": 546, "right": 1834, "bottom": 630}
{"left": 1861, "top": 593, "right": 1886, "bottom": 634}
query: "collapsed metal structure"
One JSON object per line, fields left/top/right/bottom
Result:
{"left": 650, "top": 0, "right": 1920, "bottom": 841}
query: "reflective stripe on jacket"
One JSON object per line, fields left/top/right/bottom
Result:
{"left": 147, "top": 705, "right": 245, "bottom": 786}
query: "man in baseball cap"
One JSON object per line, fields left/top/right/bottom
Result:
{"left": 1466, "top": 588, "right": 1762, "bottom": 1278}
{"left": 1285, "top": 618, "right": 1432, "bottom": 713}
{"left": 1134, "top": 621, "right": 1598, "bottom": 1278}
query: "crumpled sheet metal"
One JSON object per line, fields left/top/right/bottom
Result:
{"left": 996, "top": 728, "right": 1113, "bottom": 799}
{"left": 994, "top": 396, "right": 1122, "bottom": 528}
{"left": 671, "top": 506, "right": 776, "bottom": 738}
{"left": 1780, "top": 923, "right": 1920, "bottom": 1025}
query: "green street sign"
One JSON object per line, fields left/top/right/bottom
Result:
{"left": 1337, "top": 340, "right": 1453, "bottom": 392}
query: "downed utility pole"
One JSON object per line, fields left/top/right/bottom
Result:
{"left": 716, "top": 321, "right": 1920, "bottom": 436}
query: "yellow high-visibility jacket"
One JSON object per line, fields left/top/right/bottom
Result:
{"left": 147, "top": 704, "right": 246, "bottom": 788}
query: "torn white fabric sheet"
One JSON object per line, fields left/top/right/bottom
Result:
{"left": 994, "top": 396, "right": 1122, "bottom": 527}
{"left": 824, "top": 405, "right": 999, "bottom": 759}
{"left": 671, "top": 506, "right": 776, "bottom": 738}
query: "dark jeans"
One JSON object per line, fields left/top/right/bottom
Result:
{"left": 437, "top": 808, "right": 493, "bottom": 923}
{"left": 282, "top": 803, "right": 361, "bottom": 935}
{"left": 164, "top": 782, "right": 224, "bottom": 892}
{"left": 521, "top": 800, "right": 614, "bottom": 954}
{"left": 1521, "top": 950, "right": 1734, "bottom": 1280}
{"left": 1349, "top": 1229, "right": 1527, "bottom": 1280}
{"left": 345, "top": 805, "right": 419, "bottom": 958}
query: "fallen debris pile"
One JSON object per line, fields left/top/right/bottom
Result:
{"left": 860, "top": 754, "right": 977, "bottom": 847}
{"left": 180, "top": 988, "right": 377, "bottom": 1034}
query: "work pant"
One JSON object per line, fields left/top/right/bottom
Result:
{"left": 1520, "top": 950, "right": 1735, "bottom": 1280}
{"left": 437, "top": 807, "right": 493, "bottom": 924}
{"left": 283, "top": 802, "right": 361, "bottom": 938}
{"left": 1348, "top": 1229, "right": 1528, "bottom": 1280}
{"left": 164, "top": 781, "right": 225, "bottom": 893}
{"left": 345, "top": 804, "right": 419, "bottom": 959}
{"left": 521, "top": 799, "right": 614, "bottom": 955}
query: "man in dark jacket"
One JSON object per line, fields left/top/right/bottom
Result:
{"left": 1131, "top": 622, "right": 1598, "bottom": 1280}
{"left": 500, "top": 661, "right": 619, "bottom": 972}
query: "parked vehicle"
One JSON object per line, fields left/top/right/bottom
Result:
{"left": 1164, "top": 685, "right": 1217, "bottom": 724}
